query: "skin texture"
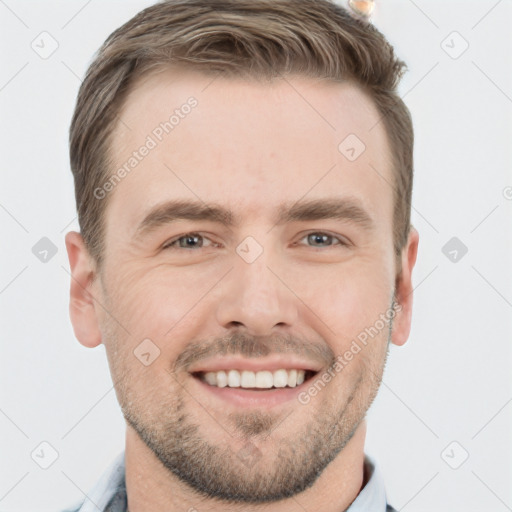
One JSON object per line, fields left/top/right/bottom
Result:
{"left": 66, "top": 68, "right": 419, "bottom": 512}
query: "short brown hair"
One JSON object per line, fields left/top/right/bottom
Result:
{"left": 69, "top": 0, "right": 413, "bottom": 274}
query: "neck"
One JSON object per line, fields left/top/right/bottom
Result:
{"left": 125, "top": 420, "right": 367, "bottom": 512}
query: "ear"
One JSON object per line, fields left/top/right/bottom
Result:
{"left": 390, "top": 226, "right": 419, "bottom": 346}
{"left": 64, "top": 231, "right": 103, "bottom": 348}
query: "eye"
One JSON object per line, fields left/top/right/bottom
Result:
{"left": 298, "top": 231, "right": 350, "bottom": 249}
{"left": 162, "top": 233, "right": 218, "bottom": 250}
{"left": 161, "top": 231, "right": 350, "bottom": 251}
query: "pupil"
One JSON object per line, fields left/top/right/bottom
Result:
{"left": 311, "top": 234, "right": 328, "bottom": 246}
{"left": 184, "top": 235, "right": 200, "bottom": 247}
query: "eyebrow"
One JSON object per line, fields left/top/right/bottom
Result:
{"left": 133, "top": 197, "right": 375, "bottom": 239}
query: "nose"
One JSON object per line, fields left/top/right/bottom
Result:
{"left": 215, "top": 248, "right": 298, "bottom": 336}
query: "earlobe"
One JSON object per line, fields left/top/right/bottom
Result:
{"left": 391, "top": 226, "right": 419, "bottom": 347}
{"left": 65, "top": 231, "right": 103, "bottom": 348}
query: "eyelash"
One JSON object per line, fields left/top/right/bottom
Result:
{"left": 161, "top": 231, "right": 350, "bottom": 250}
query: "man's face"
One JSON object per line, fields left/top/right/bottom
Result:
{"left": 81, "top": 68, "right": 410, "bottom": 501}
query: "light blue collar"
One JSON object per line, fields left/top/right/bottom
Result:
{"left": 346, "top": 454, "right": 388, "bottom": 512}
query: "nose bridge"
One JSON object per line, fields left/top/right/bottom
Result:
{"left": 215, "top": 240, "right": 298, "bottom": 334}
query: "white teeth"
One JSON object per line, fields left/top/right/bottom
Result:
{"left": 204, "top": 372, "right": 217, "bottom": 386}
{"left": 200, "top": 368, "right": 311, "bottom": 388}
{"left": 217, "top": 370, "right": 228, "bottom": 388}
{"left": 255, "top": 370, "right": 273, "bottom": 388}
{"left": 273, "top": 369, "right": 288, "bottom": 388}
{"left": 228, "top": 369, "right": 241, "bottom": 387}
{"left": 240, "top": 370, "right": 256, "bottom": 388}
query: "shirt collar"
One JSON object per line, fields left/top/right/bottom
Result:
{"left": 345, "top": 454, "right": 388, "bottom": 512}
{"left": 74, "top": 452, "right": 388, "bottom": 512}
{"left": 76, "top": 451, "right": 126, "bottom": 512}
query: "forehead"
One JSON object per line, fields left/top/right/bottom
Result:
{"left": 106, "top": 67, "right": 393, "bottom": 238}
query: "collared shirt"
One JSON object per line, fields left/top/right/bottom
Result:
{"left": 62, "top": 451, "right": 395, "bottom": 512}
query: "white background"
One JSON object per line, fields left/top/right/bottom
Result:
{"left": 1, "top": 1, "right": 511, "bottom": 510}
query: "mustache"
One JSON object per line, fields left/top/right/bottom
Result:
{"left": 172, "top": 331, "right": 335, "bottom": 373}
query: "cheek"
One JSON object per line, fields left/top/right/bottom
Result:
{"left": 106, "top": 265, "right": 184, "bottom": 325}
{"left": 289, "top": 259, "right": 393, "bottom": 333}
{"left": 102, "top": 264, "right": 218, "bottom": 358}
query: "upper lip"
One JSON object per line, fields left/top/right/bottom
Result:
{"left": 188, "top": 355, "right": 323, "bottom": 374}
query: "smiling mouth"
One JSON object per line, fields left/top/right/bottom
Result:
{"left": 192, "top": 369, "right": 318, "bottom": 390}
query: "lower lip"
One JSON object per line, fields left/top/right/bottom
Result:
{"left": 191, "top": 375, "right": 312, "bottom": 409}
